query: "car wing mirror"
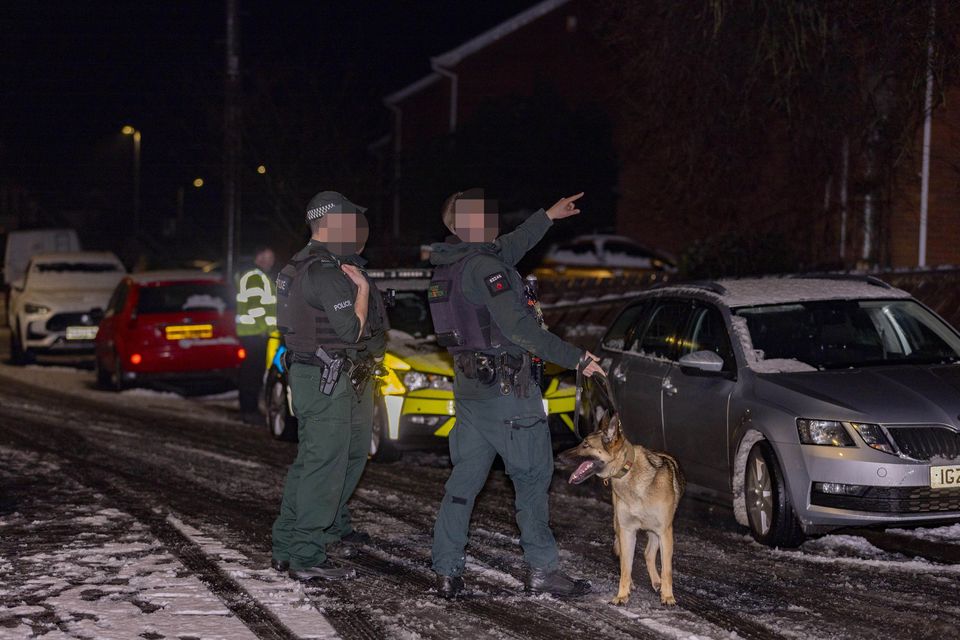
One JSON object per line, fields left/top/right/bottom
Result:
{"left": 679, "top": 350, "right": 725, "bottom": 375}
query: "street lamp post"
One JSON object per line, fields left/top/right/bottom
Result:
{"left": 122, "top": 126, "right": 141, "bottom": 236}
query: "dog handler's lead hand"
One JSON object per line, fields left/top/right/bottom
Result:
{"left": 580, "top": 351, "right": 604, "bottom": 378}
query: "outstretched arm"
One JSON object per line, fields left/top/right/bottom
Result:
{"left": 496, "top": 192, "right": 584, "bottom": 265}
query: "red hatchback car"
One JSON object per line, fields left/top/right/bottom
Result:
{"left": 94, "top": 271, "right": 245, "bottom": 389}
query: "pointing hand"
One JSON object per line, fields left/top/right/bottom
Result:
{"left": 546, "top": 192, "right": 584, "bottom": 221}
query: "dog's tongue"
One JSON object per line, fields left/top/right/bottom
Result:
{"left": 569, "top": 460, "right": 596, "bottom": 485}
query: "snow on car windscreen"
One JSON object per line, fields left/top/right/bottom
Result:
{"left": 27, "top": 261, "right": 124, "bottom": 290}
{"left": 735, "top": 299, "right": 960, "bottom": 370}
{"left": 136, "top": 283, "right": 232, "bottom": 315}
{"left": 34, "top": 262, "right": 120, "bottom": 273}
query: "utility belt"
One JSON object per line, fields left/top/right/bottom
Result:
{"left": 453, "top": 351, "right": 545, "bottom": 398}
{"left": 288, "top": 347, "right": 382, "bottom": 396}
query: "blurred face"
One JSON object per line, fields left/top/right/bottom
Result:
{"left": 313, "top": 211, "right": 370, "bottom": 255}
{"left": 454, "top": 197, "right": 499, "bottom": 243}
{"left": 254, "top": 248, "right": 275, "bottom": 271}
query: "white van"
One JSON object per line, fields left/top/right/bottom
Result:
{"left": 3, "top": 229, "right": 81, "bottom": 288}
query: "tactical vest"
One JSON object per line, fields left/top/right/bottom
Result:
{"left": 428, "top": 250, "right": 511, "bottom": 354}
{"left": 275, "top": 246, "right": 357, "bottom": 355}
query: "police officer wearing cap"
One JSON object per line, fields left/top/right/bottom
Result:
{"left": 428, "top": 188, "right": 605, "bottom": 598}
{"left": 271, "top": 191, "right": 387, "bottom": 581}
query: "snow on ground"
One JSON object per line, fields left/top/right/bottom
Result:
{"left": 887, "top": 523, "right": 960, "bottom": 544}
{"left": 0, "top": 447, "right": 256, "bottom": 640}
{"left": 761, "top": 533, "right": 960, "bottom": 574}
{"left": 0, "top": 335, "right": 247, "bottom": 430}
{"left": 166, "top": 516, "right": 339, "bottom": 640}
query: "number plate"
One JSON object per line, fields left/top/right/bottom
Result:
{"left": 930, "top": 465, "right": 960, "bottom": 489}
{"left": 165, "top": 324, "right": 213, "bottom": 340}
{"left": 66, "top": 326, "right": 98, "bottom": 340}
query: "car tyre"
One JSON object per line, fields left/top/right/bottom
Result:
{"left": 745, "top": 440, "right": 805, "bottom": 548}
{"left": 265, "top": 368, "right": 297, "bottom": 441}
{"left": 111, "top": 354, "right": 128, "bottom": 391}
{"left": 370, "top": 397, "right": 401, "bottom": 463}
{"left": 10, "top": 321, "right": 33, "bottom": 365}
{"left": 95, "top": 355, "right": 112, "bottom": 389}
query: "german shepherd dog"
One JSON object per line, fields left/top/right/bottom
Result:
{"left": 559, "top": 376, "right": 685, "bottom": 606}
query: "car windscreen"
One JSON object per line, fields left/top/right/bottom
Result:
{"left": 136, "top": 283, "right": 232, "bottom": 314}
{"left": 34, "top": 262, "right": 120, "bottom": 273}
{"left": 734, "top": 299, "right": 960, "bottom": 370}
{"left": 27, "top": 261, "right": 124, "bottom": 289}
{"left": 388, "top": 291, "right": 434, "bottom": 338}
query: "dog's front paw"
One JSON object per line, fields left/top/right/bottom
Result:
{"left": 650, "top": 579, "right": 661, "bottom": 593}
{"left": 660, "top": 593, "right": 676, "bottom": 606}
{"left": 610, "top": 594, "right": 630, "bottom": 606}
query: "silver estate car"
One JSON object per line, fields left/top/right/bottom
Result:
{"left": 589, "top": 276, "right": 960, "bottom": 547}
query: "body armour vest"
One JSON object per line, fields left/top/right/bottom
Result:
{"left": 275, "top": 247, "right": 357, "bottom": 355}
{"left": 428, "top": 250, "right": 511, "bottom": 354}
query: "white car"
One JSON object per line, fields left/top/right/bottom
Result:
{"left": 7, "top": 251, "right": 126, "bottom": 364}
{"left": 534, "top": 234, "right": 677, "bottom": 279}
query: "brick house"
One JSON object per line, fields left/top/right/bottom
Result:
{"left": 382, "top": 0, "right": 960, "bottom": 269}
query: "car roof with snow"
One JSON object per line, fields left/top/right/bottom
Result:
{"left": 647, "top": 277, "right": 913, "bottom": 308}
{"left": 30, "top": 251, "right": 123, "bottom": 264}
{"left": 130, "top": 270, "right": 224, "bottom": 285}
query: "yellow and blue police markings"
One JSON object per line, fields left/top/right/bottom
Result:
{"left": 264, "top": 332, "right": 576, "bottom": 443}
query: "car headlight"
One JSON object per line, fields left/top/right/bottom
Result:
{"left": 796, "top": 419, "right": 855, "bottom": 447}
{"left": 403, "top": 370, "right": 453, "bottom": 392}
{"left": 848, "top": 422, "right": 896, "bottom": 454}
{"left": 24, "top": 303, "right": 51, "bottom": 315}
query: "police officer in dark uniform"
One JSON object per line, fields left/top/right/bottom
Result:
{"left": 271, "top": 191, "right": 386, "bottom": 581}
{"left": 428, "top": 189, "right": 604, "bottom": 598}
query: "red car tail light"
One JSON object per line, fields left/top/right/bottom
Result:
{"left": 130, "top": 353, "right": 143, "bottom": 365}
{"left": 238, "top": 348, "right": 247, "bottom": 360}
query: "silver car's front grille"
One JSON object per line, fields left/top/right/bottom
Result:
{"left": 811, "top": 484, "right": 960, "bottom": 513}
{"left": 886, "top": 426, "right": 960, "bottom": 461}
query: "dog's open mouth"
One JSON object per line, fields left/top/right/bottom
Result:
{"left": 568, "top": 458, "right": 605, "bottom": 485}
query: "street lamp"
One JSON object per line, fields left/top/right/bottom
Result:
{"left": 121, "top": 125, "right": 141, "bottom": 235}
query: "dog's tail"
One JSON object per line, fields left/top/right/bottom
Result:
{"left": 661, "top": 453, "right": 686, "bottom": 501}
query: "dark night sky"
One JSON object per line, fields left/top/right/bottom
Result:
{"left": 0, "top": 0, "right": 537, "bottom": 238}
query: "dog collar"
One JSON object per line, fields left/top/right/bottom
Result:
{"left": 610, "top": 443, "right": 635, "bottom": 480}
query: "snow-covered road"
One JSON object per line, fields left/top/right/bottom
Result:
{"left": 1, "top": 340, "right": 959, "bottom": 639}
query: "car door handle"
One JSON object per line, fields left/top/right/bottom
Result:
{"left": 613, "top": 367, "right": 627, "bottom": 382}
{"left": 662, "top": 377, "right": 678, "bottom": 396}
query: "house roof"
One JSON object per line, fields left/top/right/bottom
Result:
{"left": 384, "top": 72, "right": 442, "bottom": 106}
{"left": 384, "top": 0, "right": 572, "bottom": 106}
{"left": 431, "top": 0, "right": 572, "bottom": 68}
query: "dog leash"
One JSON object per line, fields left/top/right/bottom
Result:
{"left": 574, "top": 357, "right": 617, "bottom": 442}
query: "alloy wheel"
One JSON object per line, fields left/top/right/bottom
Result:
{"left": 746, "top": 447, "right": 773, "bottom": 536}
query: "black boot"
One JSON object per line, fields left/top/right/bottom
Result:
{"left": 525, "top": 568, "right": 591, "bottom": 598}
{"left": 436, "top": 574, "right": 465, "bottom": 599}
{"left": 340, "top": 530, "right": 371, "bottom": 545}
{"left": 289, "top": 560, "right": 357, "bottom": 581}
{"left": 328, "top": 529, "right": 370, "bottom": 558}
{"left": 271, "top": 557, "right": 289, "bottom": 572}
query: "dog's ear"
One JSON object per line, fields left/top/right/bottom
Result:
{"left": 594, "top": 406, "right": 607, "bottom": 429}
{"left": 601, "top": 413, "right": 621, "bottom": 445}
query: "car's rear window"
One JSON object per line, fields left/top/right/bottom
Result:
{"left": 137, "top": 283, "right": 232, "bottom": 314}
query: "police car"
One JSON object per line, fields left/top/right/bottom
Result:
{"left": 261, "top": 268, "right": 577, "bottom": 461}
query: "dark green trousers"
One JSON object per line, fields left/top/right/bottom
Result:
{"left": 432, "top": 387, "right": 559, "bottom": 577}
{"left": 271, "top": 363, "right": 373, "bottom": 570}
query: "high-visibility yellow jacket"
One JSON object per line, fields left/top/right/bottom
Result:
{"left": 236, "top": 267, "right": 277, "bottom": 337}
